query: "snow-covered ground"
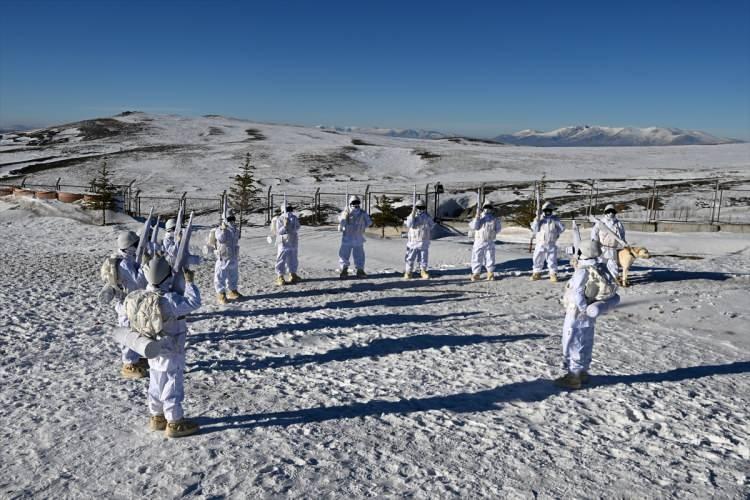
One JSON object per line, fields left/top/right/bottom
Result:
{"left": 1, "top": 196, "right": 748, "bottom": 498}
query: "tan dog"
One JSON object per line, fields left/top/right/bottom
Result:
{"left": 618, "top": 246, "right": 650, "bottom": 287}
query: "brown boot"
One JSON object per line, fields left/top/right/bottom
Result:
{"left": 216, "top": 292, "right": 227, "bottom": 305}
{"left": 530, "top": 272, "right": 541, "bottom": 281}
{"left": 549, "top": 273, "right": 558, "bottom": 283}
{"left": 420, "top": 269, "right": 430, "bottom": 279}
{"left": 355, "top": 268, "right": 367, "bottom": 278}
{"left": 274, "top": 276, "right": 286, "bottom": 286}
{"left": 165, "top": 418, "right": 200, "bottom": 438}
{"left": 226, "top": 289, "right": 242, "bottom": 300}
{"left": 149, "top": 414, "right": 167, "bottom": 431}
{"left": 339, "top": 266, "right": 348, "bottom": 279}
{"left": 289, "top": 273, "right": 302, "bottom": 284}
{"left": 470, "top": 273, "right": 480, "bottom": 281}
{"left": 487, "top": 272, "right": 495, "bottom": 281}
{"left": 403, "top": 271, "right": 412, "bottom": 280}
{"left": 553, "top": 372, "right": 582, "bottom": 390}
{"left": 121, "top": 363, "right": 148, "bottom": 379}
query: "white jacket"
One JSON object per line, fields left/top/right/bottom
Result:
{"left": 271, "top": 212, "right": 301, "bottom": 247}
{"left": 592, "top": 216, "right": 625, "bottom": 248}
{"left": 338, "top": 208, "right": 372, "bottom": 246}
{"left": 215, "top": 223, "right": 240, "bottom": 261}
{"left": 469, "top": 211, "right": 501, "bottom": 246}
{"left": 405, "top": 211, "right": 435, "bottom": 249}
{"left": 531, "top": 215, "right": 565, "bottom": 247}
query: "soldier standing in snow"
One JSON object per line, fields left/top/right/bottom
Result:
{"left": 270, "top": 203, "right": 302, "bottom": 286}
{"left": 213, "top": 209, "right": 242, "bottom": 304}
{"left": 555, "top": 239, "right": 618, "bottom": 389}
{"left": 469, "top": 200, "right": 502, "bottom": 281}
{"left": 403, "top": 199, "right": 435, "bottom": 279}
{"left": 137, "top": 256, "right": 202, "bottom": 438}
{"left": 338, "top": 195, "right": 372, "bottom": 278}
{"left": 106, "top": 230, "right": 148, "bottom": 379}
{"left": 162, "top": 218, "right": 202, "bottom": 270}
{"left": 530, "top": 201, "right": 566, "bottom": 282}
{"left": 591, "top": 204, "right": 626, "bottom": 282}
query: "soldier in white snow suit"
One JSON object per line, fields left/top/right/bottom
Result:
{"left": 338, "top": 195, "right": 373, "bottom": 278}
{"left": 213, "top": 209, "right": 241, "bottom": 304}
{"left": 142, "top": 256, "right": 202, "bottom": 438}
{"left": 555, "top": 240, "right": 603, "bottom": 389}
{"left": 404, "top": 199, "right": 435, "bottom": 279}
{"left": 161, "top": 218, "right": 202, "bottom": 269}
{"left": 469, "top": 200, "right": 502, "bottom": 281}
{"left": 591, "top": 204, "right": 626, "bottom": 282}
{"left": 270, "top": 203, "right": 301, "bottom": 286}
{"left": 112, "top": 230, "right": 148, "bottom": 378}
{"left": 530, "top": 201, "right": 566, "bottom": 282}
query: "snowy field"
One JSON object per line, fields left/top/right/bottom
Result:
{"left": 1, "top": 196, "right": 748, "bottom": 498}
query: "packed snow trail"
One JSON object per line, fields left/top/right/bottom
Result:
{"left": 0, "top": 200, "right": 748, "bottom": 498}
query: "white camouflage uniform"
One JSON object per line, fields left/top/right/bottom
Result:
{"left": 591, "top": 215, "right": 625, "bottom": 280}
{"left": 404, "top": 210, "right": 435, "bottom": 272}
{"left": 114, "top": 248, "right": 147, "bottom": 364}
{"left": 531, "top": 214, "right": 565, "bottom": 274}
{"left": 469, "top": 211, "right": 502, "bottom": 275}
{"left": 338, "top": 208, "right": 372, "bottom": 270}
{"left": 561, "top": 258, "right": 597, "bottom": 375}
{"left": 147, "top": 279, "right": 201, "bottom": 423}
{"left": 213, "top": 222, "right": 240, "bottom": 293}
{"left": 271, "top": 211, "right": 301, "bottom": 276}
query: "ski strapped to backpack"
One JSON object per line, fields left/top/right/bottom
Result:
{"left": 588, "top": 215, "right": 629, "bottom": 248}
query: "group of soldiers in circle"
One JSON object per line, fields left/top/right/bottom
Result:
{"left": 104, "top": 194, "right": 627, "bottom": 437}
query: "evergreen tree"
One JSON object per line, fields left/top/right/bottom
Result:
{"left": 229, "top": 152, "right": 261, "bottom": 231}
{"left": 371, "top": 194, "right": 402, "bottom": 237}
{"left": 89, "top": 161, "right": 117, "bottom": 225}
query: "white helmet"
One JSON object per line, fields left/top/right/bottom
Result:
{"left": 144, "top": 256, "right": 172, "bottom": 285}
{"left": 117, "top": 230, "right": 139, "bottom": 250}
{"left": 349, "top": 195, "right": 361, "bottom": 206}
{"left": 225, "top": 208, "right": 236, "bottom": 222}
{"left": 542, "top": 201, "right": 555, "bottom": 211}
{"left": 604, "top": 204, "right": 616, "bottom": 214}
{"left": 482, "top": 200, "right": 494, "bottom": 209}
{"left": 578, "top": 240, "right": 602, "bottom": 260}
{"left": 415, "top": 199, "right": 426, "bottom": 209}
{"left": 165, "top": 218, "right": 177, "bottom": 232}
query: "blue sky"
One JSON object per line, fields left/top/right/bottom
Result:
{"left": 1, "top": 0, "right": 748, "bottom": 139}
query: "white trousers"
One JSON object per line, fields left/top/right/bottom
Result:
{"left": 116, "top": 306, "right": 141, "bottom": 364}
{"left": 471, "top": 243, "right": 496, "bottom": 274}
{"left": 275, "top": 244, "right": 299, "bottom": 276}
{"left": 405, "top": 246, "right": 429, "bottom": 272}
{"left": 148, "top": 333, "right": 186, "bottom": 422}
{"left": 561, "top": 308, "right": 596, "bottom": 374}
{"left": 214, "top": 258, "right": 239, "bottom": 293}
{"left": 339, "top": 244, "right": 365, "bottom": 270}
{"left": 600, "top": 247, "right": 619, "bottom": 280}
{"left": 532, "top": 244, "right": 559, "bottom": 273}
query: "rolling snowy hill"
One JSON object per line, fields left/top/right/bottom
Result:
{"left": 494, "top": 125, "right": 741, "bottom": 147}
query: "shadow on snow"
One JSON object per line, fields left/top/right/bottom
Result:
{"left": 195, "top": 361, "right": 750, "bottom": 434}
{"left": 188, "top": 332, "right": 546, "bottom": 373}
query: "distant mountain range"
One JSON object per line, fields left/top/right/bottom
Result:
{"left": 317, "top": 125, "right": 448, "bottom": 140}
{"left": 492, "top": 125, "right": 742, "bottom": 147}
{"left": 319, "top": 123, "right": 741, "bottom": 146}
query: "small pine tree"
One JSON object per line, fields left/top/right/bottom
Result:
{"left": 89, "top": 161, "right": 117, "bottom": 225}
{"left": 371, "top": 195, "right": 402, "bottom": 237}
{"left": 229, "top": 152, "right": 261, "bottom": 231}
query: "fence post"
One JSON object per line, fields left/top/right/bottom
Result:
{"left": 364, "top": 185, "right": 370, "bottom": 212}
{"left": 266, "top": 186, "right": 273, "bottom": 225}
{"left": 180, "top": 192, "right": 187, "bottom": 217}
{"left": 648, "top": 180, "right": 657, "bottom": 222}
{"left": 314, "top": 187, "right": 321, "bottom": 225}
{"left": 709, "top": 179, "right": 719, "bottom": 224}
{"left": 55, "top": 177, "right": 61, "bottom": 191}
{"left": 716, "top": 187, "right": 724, "bottom": 224}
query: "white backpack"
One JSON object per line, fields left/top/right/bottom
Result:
{"left": 584, "top": 264, "right": 618, "bottom": 303}
{"left": 100, "top": 255, "right": 121, "bottom": 287}
{"left": 124, "top": 290, "right": 164, "bottom": 338}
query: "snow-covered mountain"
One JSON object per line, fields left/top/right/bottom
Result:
{"left": 494, "top": 125, "right": 742, "bottom": 147}
{"left": 317, "top": 125, "right": 448, "bottom": 140}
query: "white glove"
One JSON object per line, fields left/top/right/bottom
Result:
{"left": 266, "top": 236, "right": 273, "bottom": 244}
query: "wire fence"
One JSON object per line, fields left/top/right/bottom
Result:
{"left": 2, "top": 175, "right": 749, "bottom": 227}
